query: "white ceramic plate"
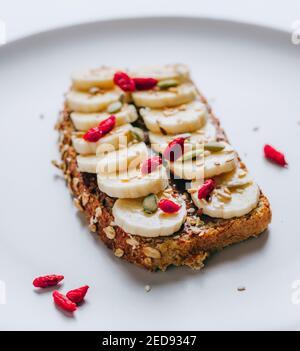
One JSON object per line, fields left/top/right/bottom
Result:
{"left": 0, "top": 17, "right": 299, "bottom": 331}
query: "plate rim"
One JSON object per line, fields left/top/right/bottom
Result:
{"left": 0, "top": 15, "right": 290, "bottom": 53}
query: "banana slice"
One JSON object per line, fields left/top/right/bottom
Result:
{"left": 113, "top": 196, "right": 187, "bottom": 237}
{"left": 71, "top": 66, "right": 119, "bottom": 90}
{"left": 132, "top": 83, "right": 197, "bottom": 108}
{"left": 129, "top": 64, "right": 190, "bottom": 83}
{"left": 149, "top": 119, "right": 217, "bottom": 154}
{"left": 70, "top": 104, "right": 138, "bottom": 131}
{"left": 66, "top": 89, "right": 122, "bottom": 113}
{"left": 77, "top": 154, "right": 102, "bottom": 173}
{"left": 97, "top": 166, "right": 169, "bottom": 199}
{"left": 169, "top": 142, "right": 237, "bottom": 180}
{"left": 72, "top": 124, "right": 142, "bottom": 156}
{"left": 191, "top": 168, "right": 260, "bottom": 219}
{"left": 203, "top": 143, "right": 237, "bottom": 178}
{"left": 96, "top": 142, "right": 149, "bottom": 174}
{"left": 76, "top": 142, "right": 148, "bottom": 174}
{"left": 140, "top": 100, "right": 207, "bottom": 135}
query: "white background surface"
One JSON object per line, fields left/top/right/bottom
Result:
{"left": 1, "top": 0, "right": 300, "bottom": 41}
{"left": 0, "top": 16, "right": 300, "bottom": 331}
{"left": 1, "top": 1, "right": 300, "bottom": 332}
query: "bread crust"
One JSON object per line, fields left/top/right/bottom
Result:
{"left": 55, "top": 91, "right": 271, "bottom": 271}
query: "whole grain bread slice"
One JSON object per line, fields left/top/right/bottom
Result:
{"left": 55, "top": 87, "right": 271, "bottom": 271}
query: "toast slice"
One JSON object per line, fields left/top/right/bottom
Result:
{"left": 55, "top": 65, "right": 271, "bottom": 271}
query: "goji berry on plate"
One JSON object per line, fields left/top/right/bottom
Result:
{"left": 32, "top": 275, "right": 64, "bottom": 288}
{"left": 52, "top": 290, "right": 77, "bottom": 312}
{"left": 66, "top": 285, "right": 89, "bottom": 304}
{"left": 264, "top": 144, "right": 287, "bottom": 167}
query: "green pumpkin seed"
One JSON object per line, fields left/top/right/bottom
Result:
{"left": 157, "top": 79, "right": 179, "bottom": 90}
{"left": 119, "top": 93, "right": 125, "bottom": 103}
{"left": 204, "top": 142, "right": 225, "bottom": 152}
{"left": 181, "top": 149, "right": 203, "bottom": 161}
{"left": 143, "top": 194, "right": 158, "bottom": 214}
{"left": 130, "top": 128, "right": 144, "bottom": 142}
{"left": 107, "top": 101, "right": 122, "bottom": 114}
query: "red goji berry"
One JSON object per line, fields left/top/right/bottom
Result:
{"left": 66, "top": 285, "right": 89, "bottom": 304}
{"left": 83, "top": 127, "right": 102, "bottom": 142}
{"left": 158, "top": 198, "right": 182, "bottom": 214}
{"left": 140, "top": 156, "right": 162, "bottom": 175}
{"left": 264, "top": 144, "right": 287, "bottom": 167}
{"left": 163, "top": 137, "right": 185, "bottom": 162}
{"left": 98, "top": 115, "right": 116, "bottom": 135}
{"left": 52, "top": 290, "right": 77, "bottom": 312}
{"left": 113, "top": 71, "right": 135, "bottom": 92}
{"left": 198, "top": 179, "right": 215, "bottom": 200}
{"left": 132, "top": 77, "right": 158, "bottom": 90}
{"left": 83, "top": 115, "right": 116, "bottom": 142}
{"left": 32, "top": 275, "right": 64, "bottom": 288}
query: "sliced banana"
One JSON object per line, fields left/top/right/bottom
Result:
{"left": 71, "top": 66, "right": 119, "bottom": 90}
{"left": 76, "top": 142, "right": 148, "bottom": 174}
{"left": 140, "top": 100, "right": 207, "bottom": 135}
{"left": 132, "top": 83, "right": 197, "bottom": 108}
{"left": 149, "top": 119, "right": 217, "bottom": 154}
{"left": 203, "top": 143, "right": 237, "bottom": 178}
{"left": 129, "top": 64, "right": 190, "bottom": 83}
{"left": 113, "top": 196, "right": 186, "bottom": 237}
{"left": 66, "top": 89, "right": 122, "bottom": 113}
{"left": 97, "top": 166, "right": 169, "bottom": 199}
{"left": 72, "top": 124, "right": 142, "bottom": 156}
{"left": 169, "top": 142, "right": 237, "bottom": 180}
{"left": 96, "top": 142, "right": 149, "bottom": 174}
{"left": 191, "top": 168, "right": 260, "bottom": 219}
{"left": 70, "top": 104, "right": 138, "bottom": 131}
{"left": 77, "top": 154, "right": 102, "bottom": 173}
